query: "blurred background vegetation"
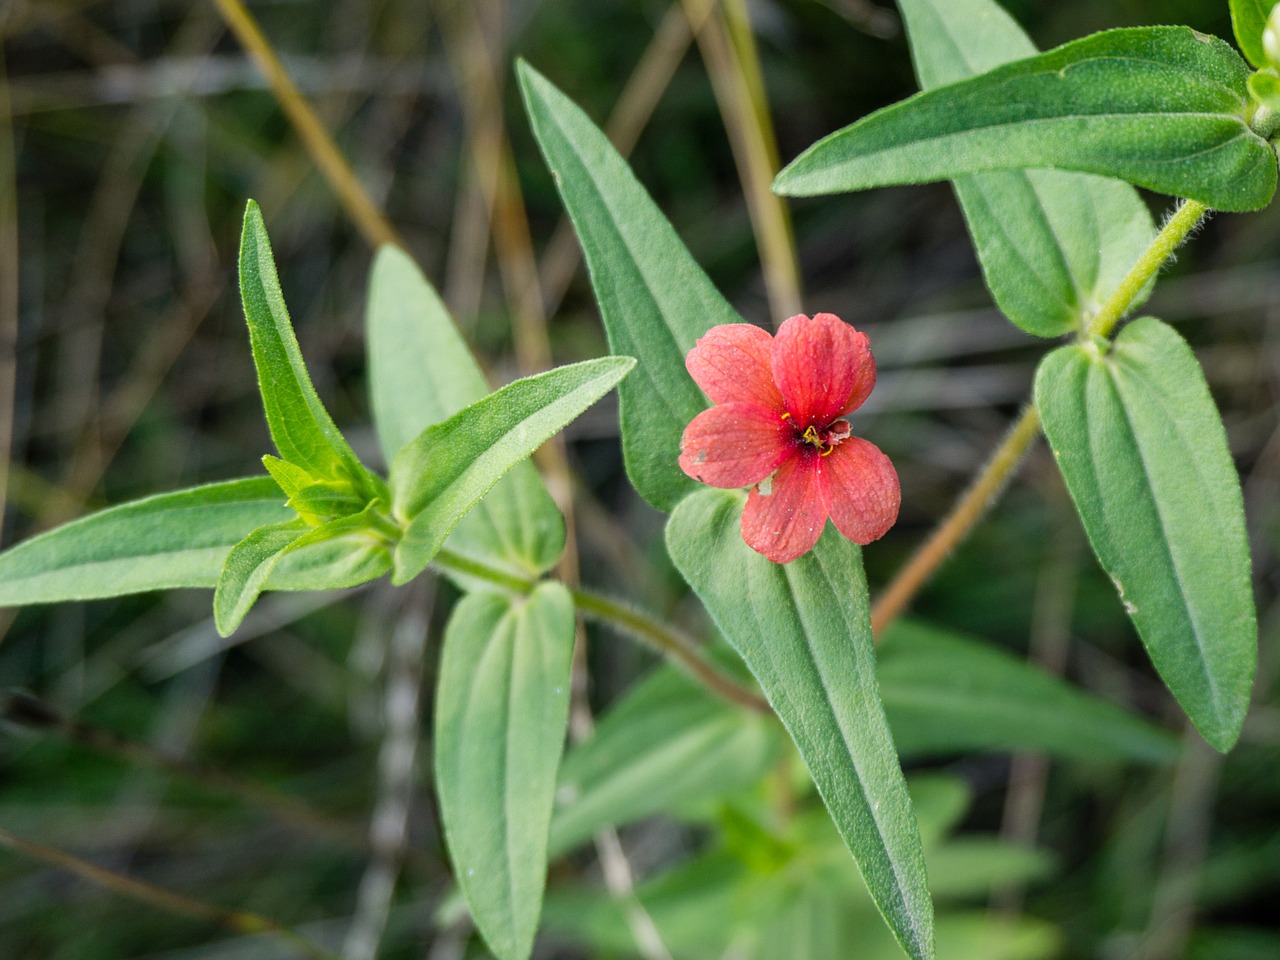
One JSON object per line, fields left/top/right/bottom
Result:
{"left": 1, "top": 0, "right": 1278, "bottom": 957}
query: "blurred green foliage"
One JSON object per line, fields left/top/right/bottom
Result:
{"left": 1, "top": 0, "right": 1278, "bottom": 958}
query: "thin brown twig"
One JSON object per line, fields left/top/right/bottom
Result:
{"left": 1, "top": 690, "right": 371, "bottom": 853}
{"left": 0, "top": 826, "right": 344, "bottom": 960}
{"left": 538, "top": 0, "right": 714, "bottom": 316}
{"left": 0, "top": 52, "right": 17, "bottom": 545}
{"left": 209, "top": 0, "right": 401, "bottom": 248}
{"left": 871, "top": 402, "right": 1041, "bottom": 638}
{"left": 436, "top": 0, "right": 549, "bottom": 372}
{"left": 689, "top": 0, "right": 803, "bottom": 323}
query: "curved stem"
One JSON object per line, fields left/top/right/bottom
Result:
{"left": 432, "top": 549, "right": 769, "bottom": 713}
{"left": 871, "top": 197, "right": 1212, "bottom": 638}
{"left": 570, "top": 587, "right": 770, "bottom": 713}
{"left": 1086, "top": 199, "right": 1207, "bottom": 341}
{"left": 871, "top": 402, "right": 1041, "bottom": 638}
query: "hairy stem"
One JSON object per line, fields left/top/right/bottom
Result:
{"left": 1087, "top": 199, "right": 1208, "bottom": 341}
{"left": 871, "top": 197, "right": 1210, "bottom": 637}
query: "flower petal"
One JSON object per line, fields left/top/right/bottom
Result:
{"left": 686, "top": 323, "right": 783, "bottom": 409}
{"left": 679, "top": 402, "right": 792, "bottom": 488}
{"left": 772, "top": 313, "right": 875, "bottom": 426}
{"left": 818, "top": 437, "right": 900, "bottom": 545}
{"left": 741, "top": 452, "right": 827, "bottom": 563}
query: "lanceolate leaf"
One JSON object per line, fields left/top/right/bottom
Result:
{"left": 435, "top": 583, "right": 576, "bottom": 960}
{"left": 878, "top": 621, "right": 1177, "bottom": 763}
{"left": 239, "top": 201, "right": 372, "bottom": 488}
{"left": 667, "top": 488, "right": 934, "bottom": 960}
{"left": 389, "top": 357, "right": 633, "bottom": 584}
{"left": 519, "top": 61, "right": 744, "bottom": 512}
{"left": 1230, "top": 0, "right": 1277, "bottom": 69}
{"left": 214, "top": 520, "right": 308, "bottom": 636}
{"left": 549, "top": 662, "right": 779, "bottom": 856}
{"left": 897, "top": 0, "right": 1156, "bottom": 337}
{"left": 1035, "top": 317, "right": 1257, "bottom": 751}
{"left": 775, "top": 27, "right": 1276, "bottom": 213}
{"left": 0, "top": 478, "right": 292, "bottom": 605}
{"left": 366, "top": 247, "right": 565, "bottom": 575}
{"left": 214, "top": 505, "right": 394, "bottom": 636}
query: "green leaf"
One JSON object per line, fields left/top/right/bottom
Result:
{"left": 549, "top": 661, "right": 779, "bottom": 856}
{"left": 284, "top": 484, "right": 365, "bottom": 518}
{"left": 1230, "top": 0, "right": 1278, "bottom": 69}
{"left": 435, "top": 583, "right": 576, "bottom": 960}
{"left": 239, "top": 201, "right": 373, "bottom": 489}
{"left": 667, "top": 488, "right": 934, "bottom": 960}
{"left": 365, "top": 246, "right": 565, "bottom": 575}
{"left": 214, "top": 505, "right": 394, "bottom": 636}
{"left": 214, "top": 520, "right": 308, "bottom": 636}
{"left": 0, "top": 478, "right": 293, "bottom": 604}
{"left": 1035, "top": 317, "right": 1257, "bottom": 751}
{"left": 1249, "top": 70, "right": 1280, "bottom": 112}
{"left": 897, "top": 0, "right": 1156, "bottom": 337}
{"left": 389, "top": 356, "right": 634, "bottom": 585}
{"left": 519, "top": 61, "right": 744, "bottom": 512}
{"left": 775, "top": 27, "right": 1276, "bottom": 213}
{"left": 262, "top": 455, "right": 314, "bottom": 497}
{"left": 266, "top": 507, "right": 394, "bottom": 592}
{"left": 546, "top": 821, "right": 1060, "bottom": 960}
{"left": 878, "top": 620, "right": 1178, "bottom": 763}
{"left": 542, "top": 851, "right": 750, "bottom": 959}
{"left": 925, "top": 839, "right": 1055, "bottom": 899}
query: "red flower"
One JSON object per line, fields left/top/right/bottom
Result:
{"left": 678, "top": 313, "right": 900, "bottom": 563}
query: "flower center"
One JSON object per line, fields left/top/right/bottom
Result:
{"left": 793, "top": 417, "right": 851, "bottom": 456}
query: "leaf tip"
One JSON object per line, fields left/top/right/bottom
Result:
{"left": 211, "top": 588, "right": 241, "bottom": 639}
{"left": 1197, "top": 701, "right": 1250, "bottom": 754}
{"left": 515, "top": 58, "right": 546, "bottom": 106}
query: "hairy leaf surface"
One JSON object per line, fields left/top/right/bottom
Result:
{"left": 1036, "top": 317, "right": 1257, "bottom": 751}
{"left": 0, "top": 478, "right": 292, "bottom": 604}
{"left": 389, "top": 357, "right": 632, "bottom": 584}
{"left": 775, "top": 27, "right": 1275, "bottom": 213}
{"left": 897, "top": 0, "right": 1156, "bottom": 336}
{"left": 435, "top": 584, "right": 575, "bottom": 960}
{"left": 667, "top": 488, "right": 933, "bottom": 960}
{"left": 239, "top": 202, "right": 373, "bottom": 488}
{"left": 366, "top": 247, "right": 565, "bottom": 576}
{"left": 520, "top": 62, "right": 744, "bottom": 511}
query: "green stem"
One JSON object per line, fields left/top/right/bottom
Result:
{"left": 1085, "top": 199, "right": 1208, "bottom": 341}
{"left": 432, "top": 549, "right": 769, "bottom": 713}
